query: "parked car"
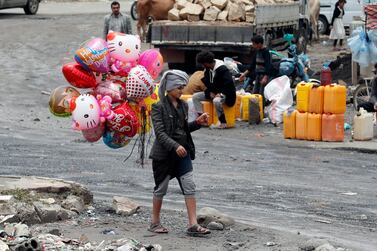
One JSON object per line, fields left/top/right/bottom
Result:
{"left": 318, "top": 0, "right": 364, "bottom": 34}
{"left": 0, "top": 0, "right": 41, "bottom": 15}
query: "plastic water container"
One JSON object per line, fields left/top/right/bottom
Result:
{"left": 323, "top": 84, "right": 346, "bottom": 114}
{"left": 241, "top": 94, "right": 263, "bottom": 121}
{"left": 283, "top": 110, "right": 297, "bottom": 139}
{"left": 308, "top": 85, "right": 324, "bottom": 114}
{"left": 307, "top": 113, "right": 322, "bottom": 141}
{"left": 353, "top": 108, "right": 374, "bottom": 140}
{"left": 212, "top": 104, "right": 236, "bottom": 128}
{"left": 180, "top": 94, "right": 193, "bottom": 101}
{"left": 296, "top": 83, "right": 313, "bottom": 112}
{"left": 201, "top": 101, "right": 213, "bottom": 126}
{"left": 322, "top": 113, "right": 344, "bottom": 142}
{"left": 296, "top": 112, "right": 308, "bottom": 140}
{"left": 320, "top": 64, "right": 332, "bottom": 86}
{"left": 235, "top": 94, "right": 242, "bottom": 119}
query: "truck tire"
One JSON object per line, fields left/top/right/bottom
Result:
{"left": 318, "top": 16, "right": 329, "bottom": 35}
{"left": 24, "top": 0, "right": 39, "bottom": 15}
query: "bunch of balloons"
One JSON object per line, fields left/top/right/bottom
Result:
{"left": 49, "top": 31, "right": 164, "bottom": 149}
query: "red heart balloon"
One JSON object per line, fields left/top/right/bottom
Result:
{"left": 107, "top": 102, "right": 139, "bottom": 137}
{"left": 62, "top": 62, "right": 97, "bottom": 89}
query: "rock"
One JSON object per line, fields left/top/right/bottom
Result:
{"left": 266, "top": 241, "right": 277, "bottom": 246}
{"left": 245, "top": 4, "right": 255, "bottom": 12}
{"left": 0, "top": 203, "right": 17, "bottom": 216}
{"left": 112, "top": 196, "right": 140, "bottom": 216}
{"left": 180, "top": 3, "right": 204, "bottom": 19}
{"left": 211, "top": 0, "right": 228, "bottom": 10}
{"left": 0, "top": 215, "right": 18, "bottom": 224}
{"left": 0, "top": 195, "right": 13, "bottom": 203}
{"left": 33, "top": 202, "right": 75, "bottom": 223}
{"left": 176, "top": 0, "right": 188, "bottom": 10}
{"left": 14, "top": 223, "right": 30, "bottom": 237}
{"left": 168, "top": 8, "right": 181, "bottom": 21}
{"left": 39, "top": 198, "right": 56, "bottom": 205}
{"left": 315, "top": 243, "right": 337, "bottom": 251}
{"left": 61, "top": 195, "right": 85, "bottom": 213}
{"left": 197, "top": 207, "right": 235, "bottom": 227}
{"left": 299, "top": 239, "right": 330, "bottom": 251}
{"left": 187, "top": 14, "right": 201, "bottom": 21}
{"left": 14, "top": 203, "right": 41, "bottom": 224}
{"left": 228, "top": 2, "right": 245, "bottom": 21}
{"left": 207, "top": 221, "right": 224, "bottom": 230}
{"left": 48, "top": 228, "right": 61, "bottom": 236}
{"left": 204, "top": 6, "right": 221, "bottom": 21}
{"left": 241, "top": 0, "right": 253, "bottom": 4}
{"left": 217, "top": 10, "right": 228, "bottom": 20}
{"left": 198, "top": 0, "right": 212, "bottom": 9}
{"left": 0, "top": 240, "right": 9, "bottom": 251}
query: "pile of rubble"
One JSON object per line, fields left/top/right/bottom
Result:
{"left": 168, "top": 0, "right": 294, "bottom": 23}
{"left": 0, "top": 223, "right": 161, "bottom": 251}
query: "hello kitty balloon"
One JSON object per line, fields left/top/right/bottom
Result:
{"left": 107, "top": 31, "right": 141, "bottom": 74}
{"left": 70, "top": 94, "right": 101, "bottom": 130}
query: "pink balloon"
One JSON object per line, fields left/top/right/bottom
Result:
{"left": 94, "top": 80, "right": 127, "bottom": 103}
{"left": 75, "top": 38, "right": 111, "bottom": 73}
{"left": 82, "top": 122, "right": 105, "bottom": 142}
{"left": 126, "top": 65, "right": 155, "bottom": 100}
{"left": 139, "top": 49, "right": 164, "bottom": 79}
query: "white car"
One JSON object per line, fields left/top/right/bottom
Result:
{"left": 318, "top": 0, "right": 365, "bottom": 34}
{"left": 0, "top": 0, "right": 40, "bottom": 14}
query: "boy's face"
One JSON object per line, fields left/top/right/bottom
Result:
{"left": 168, "top": 86, "right": 184, "bottom": 99}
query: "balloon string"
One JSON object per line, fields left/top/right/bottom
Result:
{"left": 123, "top": 136, "right": 139, "bottom": 163}
{"left": 138, "top": 106, "right": 147, "bottom": 167}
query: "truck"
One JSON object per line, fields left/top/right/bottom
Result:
{"left": 148, "top": 0, "right": 310, "bottom": 72}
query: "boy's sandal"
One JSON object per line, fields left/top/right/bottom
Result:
{"left": 186, "top": 224, "right": 211, "bottom": 237}
{"left": 148, "top": 223, "right": 169, "bottom": 234}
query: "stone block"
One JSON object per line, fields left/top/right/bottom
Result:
{"left": 197, "top": 207, "right": 235, "bottom": 227}
{"left": 176, "top": 0, "right": 188, "bottom": 10}
{"left": 180, "top": 2, "right": 204, "bottom": 19}
{"left": 228, "top": 2, "right": 245, "bottom": 21}
{"left": 112, "top": 196, "right": 140, "bottom": 216}
{"left": 168, "top": 8, "right": 181, "bottom": 21}
{"left": 33, "top": 202, "right": 74, "bottom": 223}
{"left": 187, "top": 14, "right": 201, "bottom": 21}
{"left": 14, "top": 203, "right": 41, "bottom": 224}
{"left": 204, "top": 6, "right": 221, "bottom": 21}
{"left": 198, "top": 0, "right": 212, "bottom": 9}
{"left": 211, "top": 0, "right": 228, "bottom": 10}
{"left": 245, "top": 12, "right": 255, "bottom": 22}
{"left": 245, "top": 4, "right": 255, "bottom": 12}
{"left": 61, "top": 195, "right": 85, "bottom": 213}
{"left": 217, "top": 10, "right": 229, "bottom": 20}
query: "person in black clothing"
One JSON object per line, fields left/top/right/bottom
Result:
{"left": 149, "top": 70, "right": 210, "bottom": 236}
{"left": 239, "top": 35, "right": 272, "bottom": 98}
{"left": 358, "top": 63, "right": 377, "bottom": 113}
{"left": 329, "top": 0, "right": 346, "bottom": 51}
{"left": 192, "top": 51, "right": 236, "bottom": 129}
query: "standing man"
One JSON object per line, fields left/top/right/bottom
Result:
{"left": 103, "top": 1, "right": 133, "bottom": 39}
{"left": 192, "top": 51, "right": 236, "bottom": 129}
{"left": 239, "top": 35, "right": 272, "bottom": 99}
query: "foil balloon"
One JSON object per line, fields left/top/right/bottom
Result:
{"left": 107, "top": 32, "right": 141, "bottom": 73}
{"left": 94, "top": 79, "right": 127, "bottom": 103}
{"left": 70, "top": 94, "right": 101, "bottom": 130}
{"left": 138, "top": 49, "right": 164, "bottom": 79}
{"left": 103, "top": 129, "right": 131, "bottom": 149}
{"left": 74, "top": 38, "right": 110, "bottom": 73}
{"left": 82, "top": 121, "right": 105, "bottom": 142}
{"left": 49, "top": 86, "right": 80, "bottom": 117}
{"left": 62, "top": 62, "right": 97, "bottom": 88}
{"left": 126, "top": 65, "right": 155, "bottom": 99}
{"left": 107, "top": 102, "right": 139, "bottom": 137}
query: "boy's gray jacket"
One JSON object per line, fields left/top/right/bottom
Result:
{"left": 149, "top": 98, "right": 201, "bottom": 160}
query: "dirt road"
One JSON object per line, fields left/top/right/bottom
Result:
{"left": 0, "top": 4, "right": 376, "bottom": 250}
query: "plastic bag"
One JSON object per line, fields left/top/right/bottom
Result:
{"left": 223, "top": 57, "right": 240, "bottom": 75}
{"left": 264, "top": 75, "right": 293, "bottom": 124}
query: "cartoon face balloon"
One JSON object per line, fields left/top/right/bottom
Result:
{"left": 139, "top": 49, "right": 164, "bottom": 79}
{"left": 94, "top": 80, "right": 127, "bottom": 103}
{"left": 70, "top": 94, "right": 101, "bottom": 130}
{"left": 103, "top": 129, "right": 131, "bottom": 149}
{"left": 107, "top": 32, "right": 141, "bottom": 63}
{"left": 49, "top": 86, "right": 80, "bottom": 117}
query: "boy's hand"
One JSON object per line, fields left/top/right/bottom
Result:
{"left": 176, "top": 145, "right": 187, "bottom": 157}
{"left": 196, "top": 113, "right": 209, "bottom": 125}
